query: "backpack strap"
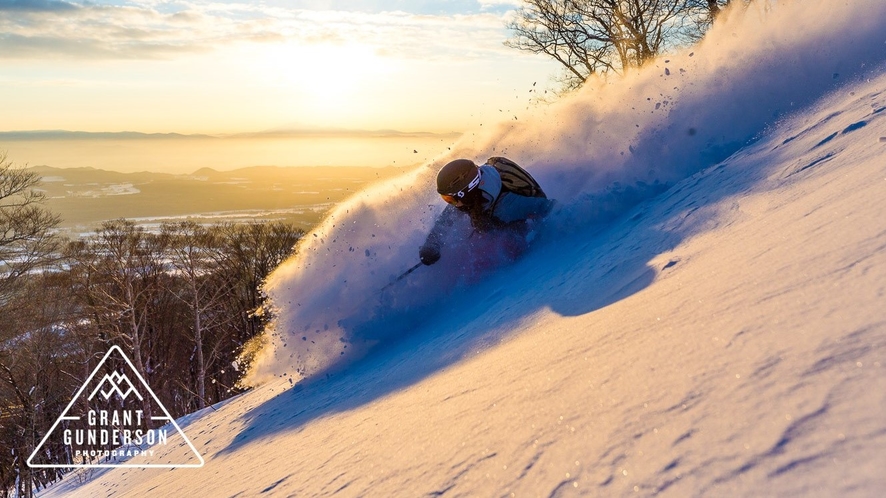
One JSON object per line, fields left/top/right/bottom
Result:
{"left": 486, "top": 157, "right": 546, "bottom": 198}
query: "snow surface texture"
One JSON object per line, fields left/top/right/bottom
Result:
{"left": 246, "top": 0, "right": 886, "bottom": 383}
{"left": 42, "top": 61, "right": 886, "bottom": 498}
{"left": 40, "top": 1, "right": 886, "bottom": 496}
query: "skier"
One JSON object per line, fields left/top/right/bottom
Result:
{"left": 419, "top": 157, "right": 554, "bottom": 266}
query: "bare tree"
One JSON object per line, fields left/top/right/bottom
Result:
{"left": 0, "top": 152, "right": 60, "bottom": 303}
{"left": 686, "top": 0, "right": 736, "bottom": 39}
{"left": 506, "top": 0, "right": 733, "bottom": 91}
{"left": 66, "top": 220, "right": 164, "bottom": 428}
{"left": 0, "top": 272, "right": 81, "bottom": 497}
{"left": 162, "top": 221, "right": 234, "bottom": 409}
{"left": 219, "top": 222, "right": 301, "bottom": 342}
{"left": 0, "top": 153, "right": 68, "bottom": 496}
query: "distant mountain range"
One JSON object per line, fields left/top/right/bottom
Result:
{"left": 27, "top": 164, "right": 408, "bottom": 231}
{"left": 0, "top": 130, "right": 215, "bottom": 140}
{"left": 0, "top": 129, "right": 461, "bottom": 141}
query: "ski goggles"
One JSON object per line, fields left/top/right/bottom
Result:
{"left": 440, "top": 170, "right": 481, "bottom": 205}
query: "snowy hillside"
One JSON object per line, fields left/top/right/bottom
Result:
{"left": 41, "top": 1, "right": 886, "bottom": 496}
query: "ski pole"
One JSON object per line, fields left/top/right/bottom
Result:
{"left": 382, "top": 262, "right": 423, "bottom": 291}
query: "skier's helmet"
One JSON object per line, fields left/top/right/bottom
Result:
{"left": 436, "top": 159, "right": 481, "bottom": 204}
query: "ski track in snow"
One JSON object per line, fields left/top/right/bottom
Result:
{"left": 39, "top": 1, "right": 886, "bottom": 496}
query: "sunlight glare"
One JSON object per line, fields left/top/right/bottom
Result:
{"left": 262, "top": 42, "right": 395, "bottom": 116}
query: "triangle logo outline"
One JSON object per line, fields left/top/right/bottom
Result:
{"left": 27, "top": 345, "right": 205, "bottom": 468}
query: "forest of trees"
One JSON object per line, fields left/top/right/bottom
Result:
{"left": 0, "top": 153, "right": 303, "bottom": 497}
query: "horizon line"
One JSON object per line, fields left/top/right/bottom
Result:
{"left": 0, "top": 128, "right": 464, "bottom": 141}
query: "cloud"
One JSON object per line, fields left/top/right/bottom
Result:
{"left": 0, "top": 2, "right": 283, "bottom": 59}
{"left": 0, "top": 33, "right": 110, "bottom": 58}
{"left": 292, "top": 10, "right": 513, "bottom": 60}
{"left": 478, "top": 0, "right": 521, "bottom": 9}
{"left": 0, "top": 4, "right": 219, "bottom": 59}
{"left": 0, "top": 1, "right": 517, "bottom": 61}
{"left": 257, "top": 1, "right": 492, "bottom": 16}
{"left": 0, "top": 0, "right": 78, "bottom": 12}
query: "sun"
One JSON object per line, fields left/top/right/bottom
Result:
{"left": 260, "top": 42, "right": 395, "bottom": 115}
{"left": 283, "top": 45, "right": 354, "bottom": 101}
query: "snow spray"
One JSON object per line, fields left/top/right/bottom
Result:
{"left": 244, "top": 0, "right": 886, "bottom": 384}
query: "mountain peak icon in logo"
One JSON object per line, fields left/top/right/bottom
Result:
{"left": 27, "top": 345, "right": 204, "bottom": 468}
{"left": 90, "top": 371, "right": 143, "bottom": 402}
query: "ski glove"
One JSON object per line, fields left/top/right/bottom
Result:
{"left": 419, "top": 243, "right": 441, "bottom": 266}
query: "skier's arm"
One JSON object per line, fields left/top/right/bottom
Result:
{"left": 420, "top": 204, "right": 459, "bottom": 265}
{"left": 492, "top": 192, "right": 554, "bottom": 225}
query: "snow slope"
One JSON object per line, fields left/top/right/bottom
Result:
{"left": 40, "top": 1, "right": 886, "bottom": 496}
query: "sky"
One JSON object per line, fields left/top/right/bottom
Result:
{"left": 0, "top": 0, "right": 561, "bottom": 134}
